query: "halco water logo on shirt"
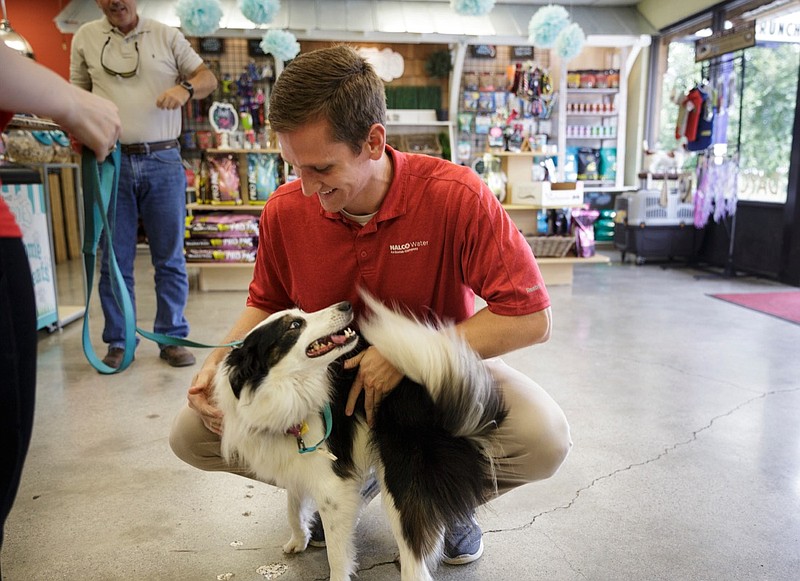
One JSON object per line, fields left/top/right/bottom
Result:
{"left": 389, "top": 240, "right": 430, "bottom": 254}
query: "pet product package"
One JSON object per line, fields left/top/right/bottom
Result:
{"left": 246, "top": 153, "right": 280, "bottom": 204}
{"left": 186, "top": 213, "right": 259, "bottom": 237}
{"left": 599, "top": 147, "right": 617, "bottom": 182}
{"left": 185, "top": 248, "right": 257, "bottom": 263}
{"left": 577, "top": 148, "right": 600, "bottom": 181}
{"left": 571, "top": 208, "right": 600, "bottom": 257}
{"left": 206, "top": 154, "right": 242, "bottom": 205}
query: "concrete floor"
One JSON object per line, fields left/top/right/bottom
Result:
{"left": 3, "top": 249, "right": 800, "bottom": 581}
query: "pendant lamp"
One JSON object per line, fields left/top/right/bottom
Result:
{"left": 0, "top": 0, "right": 34, "bottom": 59}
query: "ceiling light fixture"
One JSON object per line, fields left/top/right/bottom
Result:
{"left": 0, "top": 0, "right": 34, "bottom": 59}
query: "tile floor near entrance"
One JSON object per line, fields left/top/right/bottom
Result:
{"left": 3, "top": 250, "right": 800, "bottom": 581}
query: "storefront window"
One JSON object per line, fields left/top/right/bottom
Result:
{"left": 654, "top": 5, "right": 800, "bottom": 205}
{"left": 737, "top": 42, "right": 799, "bottom": 203}
{"left": 658, "top": 41, "right": 702, "bottom": 153}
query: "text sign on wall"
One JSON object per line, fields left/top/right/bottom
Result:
{"left": 756, "top": 10, "right": 800, "bottom": 43}
{"left": 1, "top": 183, "right": 58, "bottom": 329}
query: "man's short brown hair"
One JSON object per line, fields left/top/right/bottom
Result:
{"left": 268, "top": 45, "right": 386, "bottom": 153}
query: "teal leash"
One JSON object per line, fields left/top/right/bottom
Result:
{"left": 80, "top": 148, "right": 242, "bottom": 374}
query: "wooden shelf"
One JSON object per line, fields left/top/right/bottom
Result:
{"left": 565, "top": 112, "right": 618, "bottom": 117}
{"left": 537, "top": 254, "right": 610, "bottom": 285}
{"left": 488, "top": 149, "right": 556, "bottom": 157}
{"left": 186, "top": 202, "right": 263, "bottom": 212}
{"left": 205, "top": 148, "right": 281, "bottom": 154}
{"left": 386, "top": 121, "right": 450, "bottom": 127}
{"left": 503, "top": 201, "right": 584, "bottom": 210}
{"left": 567, "top": 88, "right": 619, "bottom": 94}
{"left": 187, "top": 262, "right": 255, "bottom": 292}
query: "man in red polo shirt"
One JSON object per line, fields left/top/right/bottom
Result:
{"left": 170, "top": 45, "right": 571, "bottom": 567}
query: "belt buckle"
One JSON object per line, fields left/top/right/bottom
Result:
{"left": 144, "top": 142, "right": 151, "bottom": 155}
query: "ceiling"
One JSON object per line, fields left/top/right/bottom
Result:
{"left": 54, "top": 0, "right": 655, "bottom": 43}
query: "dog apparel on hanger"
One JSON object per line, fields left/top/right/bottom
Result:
{"left": 676, "top": 84, "right": 715, "bottom": 152}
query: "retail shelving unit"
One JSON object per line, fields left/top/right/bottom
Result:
{"left": 185, "top": 202, "right": 262, "bottom": 291}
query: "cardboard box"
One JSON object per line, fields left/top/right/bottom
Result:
{"left": 511, "top": 181, "right": 584, "bottom": 207}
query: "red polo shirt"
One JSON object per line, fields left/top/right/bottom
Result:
{"left": 247, "top": 146, "right": 549, "bottom": 324}
{"left": 0, "top": 109, "right": 23, "bottom": 238}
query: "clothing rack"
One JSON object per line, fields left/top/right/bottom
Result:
{"left": 696, "top": 52, "right": 745, "bottom": 278}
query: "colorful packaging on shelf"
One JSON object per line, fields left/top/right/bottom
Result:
{"left": 577, "top": 148, "right": 600, "bottom": 181}
{"left": 186, "top": 212, "right": 259, "bottom": 237}
{"left": 570, "top": 208, "right": 600, "bottom": 257}
{"left": 599, "top": 147, "right": 617, "bottom": 182}
{"left": 184, "top": 236, "right": 257, "bottom": 250}
{"left": 246, "top": 152, "right": 280, "bottom": 204}
{"left": 185, "top": 248, "right": 257, "bottom": 263}
{"left": 207, "top": 154, "right": 242, "bottom": 205}
{"left": 563, "top": 146, "right": 580, "bottom": 182}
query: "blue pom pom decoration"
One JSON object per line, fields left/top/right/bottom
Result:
{"left": 239, "top": 0, "right": 280, "bottom": 25}
{"left": 259, "top": 29, "right": 300, "bottom": 62}
{"left": 528, "top": 4, "right": 571, "bottom": 48}
{"left": 176, "top": 0, "right": 223, "bottom": 37}
{"left": 450, "top": 0, "right": 496, "bottom": 17}
{"left": 555, "top": 22, "right": 585, "bottom": 61}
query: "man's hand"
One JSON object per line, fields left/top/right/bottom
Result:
{"left": 187, "top": 366, "right": 224, "bottom": 435}
{"left": 155, "top": 85, "right": 191, "bottom": 110}
{"left": 344, "top": 346, "right": 403, "bottom": 427}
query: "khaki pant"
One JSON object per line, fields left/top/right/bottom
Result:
{"left": 169, "top": 358, "right": 572, "bottom": 495}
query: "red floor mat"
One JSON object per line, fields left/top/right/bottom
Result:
{"left": 709, "top": 291, "right": 800, "bottom": 325}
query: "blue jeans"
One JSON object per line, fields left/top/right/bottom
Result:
{"left": 99, "top": 148, "right": 189, "bottom": 349}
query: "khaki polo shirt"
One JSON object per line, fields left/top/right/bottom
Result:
{"left": 70, "top": 17, "right": 204, "bottom": 144}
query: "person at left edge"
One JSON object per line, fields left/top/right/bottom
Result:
{"left": 70, "top": 0, "right": 218, "bottom": 369}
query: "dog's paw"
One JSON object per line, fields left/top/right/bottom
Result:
{"left": 282, "top": 535, "right": 308, "bottom": 554}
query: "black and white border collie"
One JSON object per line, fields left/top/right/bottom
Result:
{"left": 214, "top": 294, "right": 507, "bottom": 581}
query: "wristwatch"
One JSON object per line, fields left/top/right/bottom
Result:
{"left": 180, "top": 80, "right": 194, "bottom": 99}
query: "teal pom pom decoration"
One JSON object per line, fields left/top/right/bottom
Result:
{"left": 239, "top": 0, "right": 280, "bottom": 25}
{"left": 260, "top": 29, "right": 300, "bottom": 62}
{"left": 528, "top": 4, "right": 571, "bottom": 48}
{"left": 555, "top": 22, "right": 585, "bottom": 61}
{"left": 176, "top": 0, "right": 223, "bottom": 37}
{"left": 450, "top": 0, "right": 496, "bottom": 16}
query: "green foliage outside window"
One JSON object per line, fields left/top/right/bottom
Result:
{"left": 657, "top": 40, "right": 799, "bottom": 202}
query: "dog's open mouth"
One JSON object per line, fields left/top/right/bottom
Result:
{"left": 307, "top": 326, "right": 357, "bottom": 358}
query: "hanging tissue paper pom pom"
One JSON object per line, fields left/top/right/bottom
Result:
{"left": 528, "top": 4, "right": 571, "bottom": 48}
{"left": 555, "top": 22, "right": 585, "bottom": 61}
{"left": 239, "top": 0, "right": 280, "bottom": 25}
{"left": 260, "top": 29, "right": 300, "bottom": 62}
{"left": 176, "top": 0, "right": 223, "bottom": 36}
{"left": 450, "top": 0, "right": 496, "bottom": 16}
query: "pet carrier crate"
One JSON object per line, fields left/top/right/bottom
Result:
{"left": 613, "top": 174, "right": 698, "bottom": 264}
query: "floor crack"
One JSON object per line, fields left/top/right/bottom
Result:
{"left": 488, "top": 387, "right": 800, "bottom": 535}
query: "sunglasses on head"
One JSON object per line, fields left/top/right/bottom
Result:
{"left": 100, "top": 36, "right": 139, "bottom": 78}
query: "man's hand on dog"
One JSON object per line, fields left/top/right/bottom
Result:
{"left": 344, "top": 346, "right": 403, "bottom": 427}
{"left": 188, "top": 367, "right": 224, "bottom": 435}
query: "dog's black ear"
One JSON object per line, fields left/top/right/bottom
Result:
{"left": 226, "top": 318, "right": 287, "bottom": 398}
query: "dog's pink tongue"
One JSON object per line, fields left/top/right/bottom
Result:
{"left": 331, "top": 334, "right": 348, "bottom": 345}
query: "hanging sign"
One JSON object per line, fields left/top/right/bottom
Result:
{"left": 470, "top": 45, "right": 497, "bottom": 59}
{"left": 511, "top": 46, "right": 535, "bottom": 60}
{"left": 248, "top": 39, "right": 267, "bottom": 57}
{"left": 199, "top": 37, "right": 224, "bottom": 54}
{"left": 695, "top": 21, "right": 756, "bottom": 62}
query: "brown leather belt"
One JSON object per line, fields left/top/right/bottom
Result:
{"left": 120, "top": 139, "right": 180, "bottom": 155}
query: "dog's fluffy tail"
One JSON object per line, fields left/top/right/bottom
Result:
{"left": 359, "top": 292, "right": 507, "bottom": 560}
{"left": 358, "top": 292, "right": 504, "bottom": 440}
